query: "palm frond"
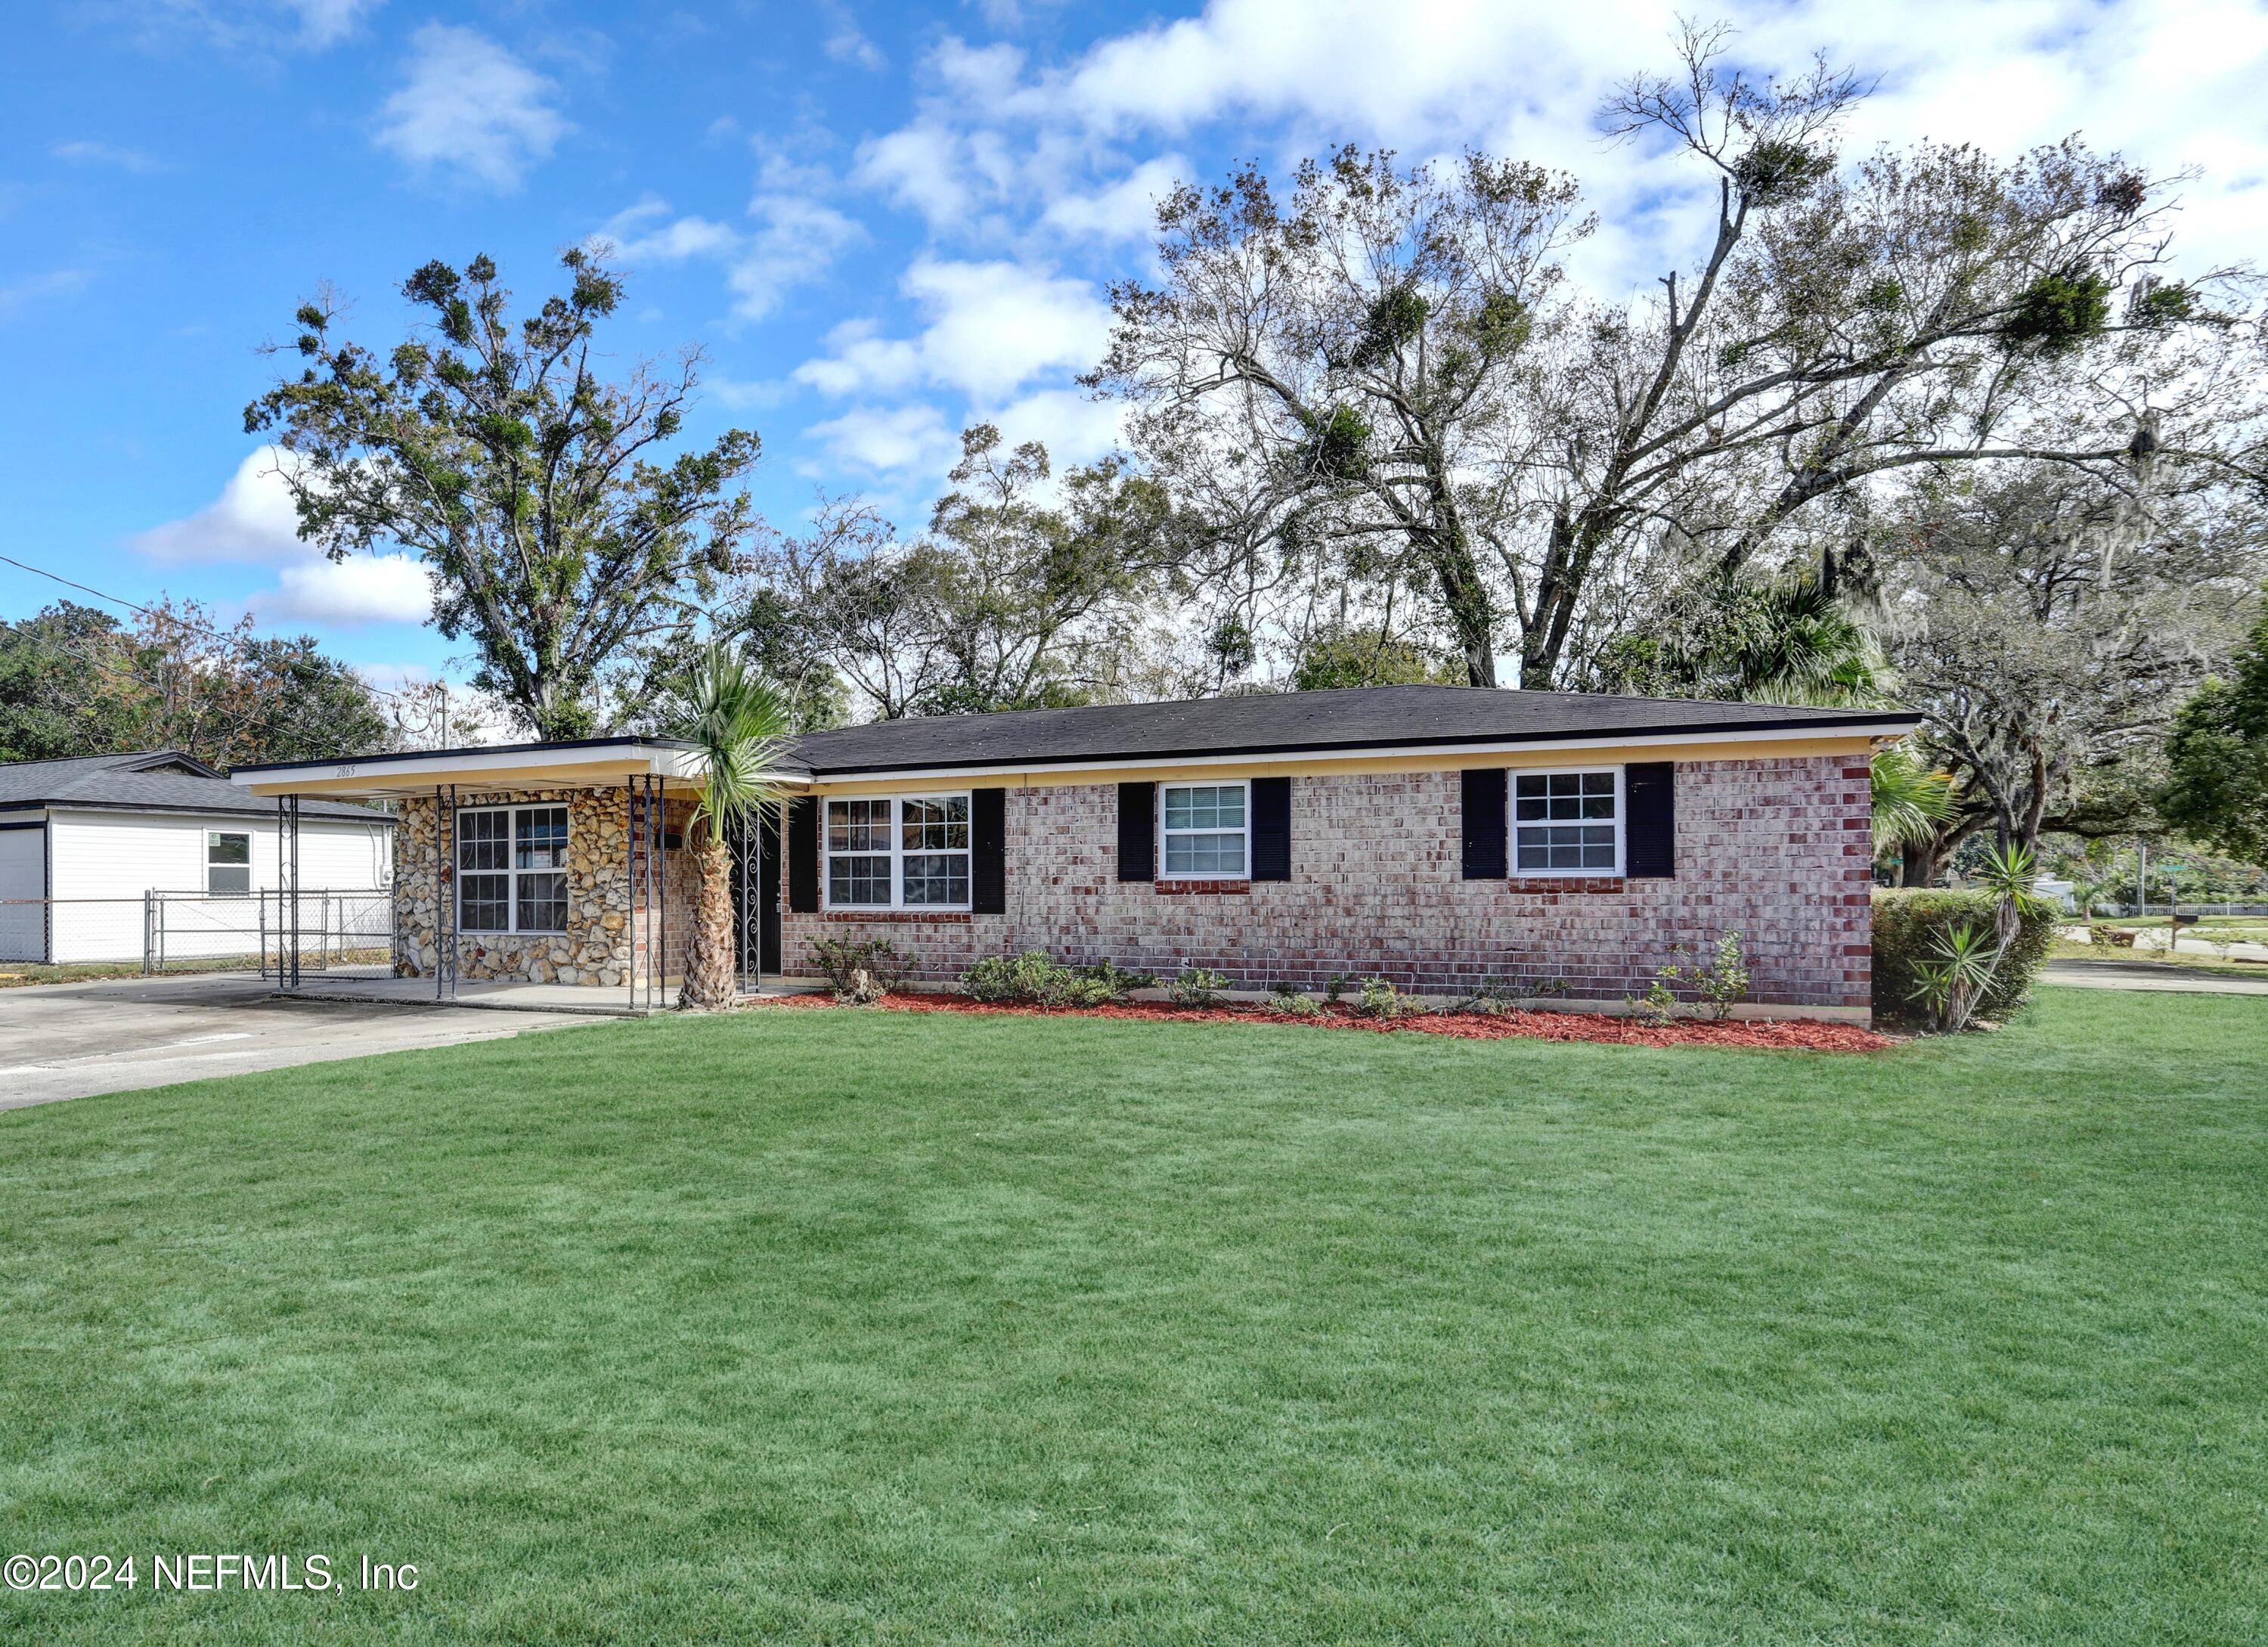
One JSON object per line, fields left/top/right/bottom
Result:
{"left": 1872, "top": 743, "right": 1956, "bottom": 858}
{"left": 677, "top": 643, "right": 792, "bottom": 830}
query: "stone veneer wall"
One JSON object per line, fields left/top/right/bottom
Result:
{"left": 780, "top": 755, "right": 1873, "bottom": 1011}
{"left": 393, "top": 788, "right": 697, "bottom": 985}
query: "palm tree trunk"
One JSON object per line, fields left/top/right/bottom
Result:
{"left": 678, "top": 822, "right": 739, "bottom": 1010}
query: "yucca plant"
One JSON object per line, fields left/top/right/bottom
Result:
{"left": 1972, "top": 840, "right": 2047, "bottom": 957}
{"left": 674, "top": 644, "right": 790, "bottom": 1010}
{"left": 1907, "top": 921, "right": 2000, "bottom": 1033}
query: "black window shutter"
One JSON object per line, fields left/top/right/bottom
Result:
{"left": 787, "top": 796, "right": 820, "bottom": 912}
{"left": 1250, "top": 776, "right": 1291, "bottom": 881}
{"left": 1461, "top": 769, "right": 1507, "bottom": 879}
{"left": 1117, "top": 781, "right": 1154, "bottom": 881}
{"left": 971, "top": 787, "right": 1007, "bottom": 913}
{"left": 1624, "top": 761, "right": 1676, "bottom": 878}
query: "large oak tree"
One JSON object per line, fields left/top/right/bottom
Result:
{"left": 246, "top": 250, "right": 758, "bottom": 740}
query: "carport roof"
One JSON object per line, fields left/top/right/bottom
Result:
{"left": 230, "top": 736, "right": 768, "bottom": 800}
{"left": 0, "top": 750, "right": 387, "bottom": 821}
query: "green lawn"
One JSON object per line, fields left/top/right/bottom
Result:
{"left": 3, "top": 991, "right": 2263, "bottom": 1645}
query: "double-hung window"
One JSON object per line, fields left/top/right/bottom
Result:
{"left": 206, "top": 831, "right": 251, "bottom": 895}
{"left": 1160, "top": 781, "right": 1247, "bottom": 877}
{"left": 826, "top": 795, "right": 971, "bottom": 909}
{"left": 1512, "top": 770, "right": 1621, "bottom": 873}
{"left": 457, "top": 805, "right": 569, "bottom": 933}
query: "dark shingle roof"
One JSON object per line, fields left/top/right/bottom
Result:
{"left": 783, "top": 685, "right": 1916, "bottom": 777}
{"left": 0, "top": 751, "right": 389, "bottom": 821}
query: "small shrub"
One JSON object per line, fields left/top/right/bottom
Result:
{"left": 1266, "top": 983, "right": 1321, "bottom": 1016}
{"left": 2087, "top": 922, "right": 2138, "bottom": 949}
{"left": 1447, "top": 977, "right": 1519, "bottom": 1016}
{"left": 1873, "top": 890, "right": 2053, "bottom": 1026}
{"left": 1323, "top": 972, "right": 1352, "bottom": 1005}
{"left": 1077, "top": 960, "right": 1157, "bottom": 994}
{"left": 1169, "top": 967, "right": 1232, "bottom": 1008}
{"left": 1352, "top": 977, "right": 1420, "bottom": 1019}
{"left": 1644, "top": 931, "right": 1751, "bottom": 1022}
{"left": 1633, "top": 973, "right": 1681, "bottom": 1026}
{"left": 962, "top": 951, "right": 1118, "bottom": 1008}
{"left": 811, "top": 937, "right": 912, "bottom": 1000}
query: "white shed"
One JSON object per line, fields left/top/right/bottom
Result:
{"left": 0, "top": 750, "right": 393, "bottom": 963}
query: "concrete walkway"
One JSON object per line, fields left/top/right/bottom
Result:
{"left": 2045, "top": 958, "right": 2268, "bottom": 997}
{"left": 0, "top": 972, "right": 603, "bottom": 1112}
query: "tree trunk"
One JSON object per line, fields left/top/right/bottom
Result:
{"left": 1898, "top": 836, "right": 1946, "bottom": 888}
{"left": 677, "top": 822, "right": 739, "bottom": 1010}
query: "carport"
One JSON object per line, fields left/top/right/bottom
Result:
{"left": 231, "top": 738, "right": 800, "bottom": 1013}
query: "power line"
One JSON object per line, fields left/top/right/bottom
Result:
{"left": 0, "top": 547, "right": 431, "bottom": 706}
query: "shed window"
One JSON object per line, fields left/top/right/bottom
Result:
{"left": 1160, "top": 783, "right": 1247, "bottom": 877}
{"left": 1513, "top": 771, "right": 1621, "bottom": 873}
{"left": 206, "top": 831, "right": 251, "bottom": 895}
{"left": 457, "top": 805, "right": 569, "bottom": 933}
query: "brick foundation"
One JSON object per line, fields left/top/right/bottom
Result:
{"left": 785, "top": 757, "right": 1873, "bottom": 1012}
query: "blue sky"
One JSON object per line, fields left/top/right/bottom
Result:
{"left": 3, "top": 0, "right": 2261, "bottom": 699}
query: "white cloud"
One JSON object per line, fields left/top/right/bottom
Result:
{"left": 1042, "top": 155, "right": 1185, "bottom": 241}
{"left": 599, "top": 196, "right": 739, "bottom": 262}
{"left": 854, "top": 119, "right": 978, "bottom": 225}
{"left": 592, "top": 174, "right": 865, "bottom": 320}
{"left": 805, "top": 403, "right": 959, "bottom": 474}
{"left": 0, "top": 268, "right": 91, "bottom": 318}
{"left": 375, "top": 25, "right": 569, "bottom": 193}
{"left": 847, "top": 0, "right": 2268, "bottom": 296}
{"left": 131, "top": 447, "right": 307, "bottom": 563}
{"left": 253, "top": 554, "right": 433, "bottom": 627}
{"left": 52, "top": 140, "right": 166, "bottom": 173}
{"left": 821, "top": 1, "right": 885, "bottom": 71}
{"left": 730, "top": 195, "right": 864, "bottom": 319}
{"left": 795, "top": 257, "right": 1112, "bottom": 402}
{"left": 281, "top": 0, "right": 380, "bottom": 48}
{"left": 987, "top": 388, "right": 1126, "bottom": 469}
{"left": 134, "top": 446, "right": 432, "bottom": 627}
{"left": 106, "top": 0, "right": 383, "bottom": 52}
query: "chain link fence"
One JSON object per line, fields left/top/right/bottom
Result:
{"left": 0, "top": 889, "right": 395, "bottom": 978}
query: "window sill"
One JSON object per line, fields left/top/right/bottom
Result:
{"left": 1507, "top": 876, "right": 1628, "bottom": 894}
{"left": 819, "top": 909, "right": 974, "bottom": 923}
{"left": 1154, "top": 878, "right": 1251, "bottom": 895}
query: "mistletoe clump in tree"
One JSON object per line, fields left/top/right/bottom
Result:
{"left": 246, "top": 250, "right": 759, "bottom": 740}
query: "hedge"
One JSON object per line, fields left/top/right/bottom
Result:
{"left": 1871, "top": 889, "right": 2056, "bottom": 1026}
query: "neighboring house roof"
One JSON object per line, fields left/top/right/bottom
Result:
{"left": 782, "top": 684, "right": 1919, "bottom": 777}
{"left": 0, "top": 750, "right": 389, "bottom": 821}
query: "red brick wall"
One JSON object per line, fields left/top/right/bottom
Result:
{"left": 783, "top": 755, "right": 1873, "bottom": 1010}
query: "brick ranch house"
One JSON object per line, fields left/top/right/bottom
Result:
{"left": 231, "top": 685, "right": 1918, "bottom": 1020}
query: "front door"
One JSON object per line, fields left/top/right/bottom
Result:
{"left": 730, "top": 808, "right": 784, "bottom": 984}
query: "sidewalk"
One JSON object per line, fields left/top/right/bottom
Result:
{"left": 2045, "top": 958, "right": 2268, "bottom": 997}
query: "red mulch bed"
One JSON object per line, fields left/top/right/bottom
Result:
{"left": 757, "top": 990, "right": 1893, "bottom": 1052}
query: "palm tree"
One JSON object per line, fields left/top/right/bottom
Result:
{"left": 1871, "top": 744, "right": 1957, "bottom": 861}
{"left": 674, "top": 644, "right": 791, "bottom": 1010}
{"left": 1603, "top": 570, "right": 1890, "bottom": 708}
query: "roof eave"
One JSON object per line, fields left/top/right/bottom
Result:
{"left": 795, "top": 714, "right": 1923, "bottom": 781}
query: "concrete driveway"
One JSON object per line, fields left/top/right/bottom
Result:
{"left": 0, "top": 973, "right": 601, "bottom": 1112}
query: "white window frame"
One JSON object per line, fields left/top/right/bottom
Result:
{"left": 1158, "top": 779, "right": 1251, "bottom": 880}
{"left": 822, "top": 793, "right": 973, "bottom": 911}
{"left": 455, "top": 802, "right": 570, "bottom": 935}
{"left": 1509, "top": 766, "right": 1625, "bottom": 878}
{"left": 206, "top": 830, "right": 252, "bottom": 896}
